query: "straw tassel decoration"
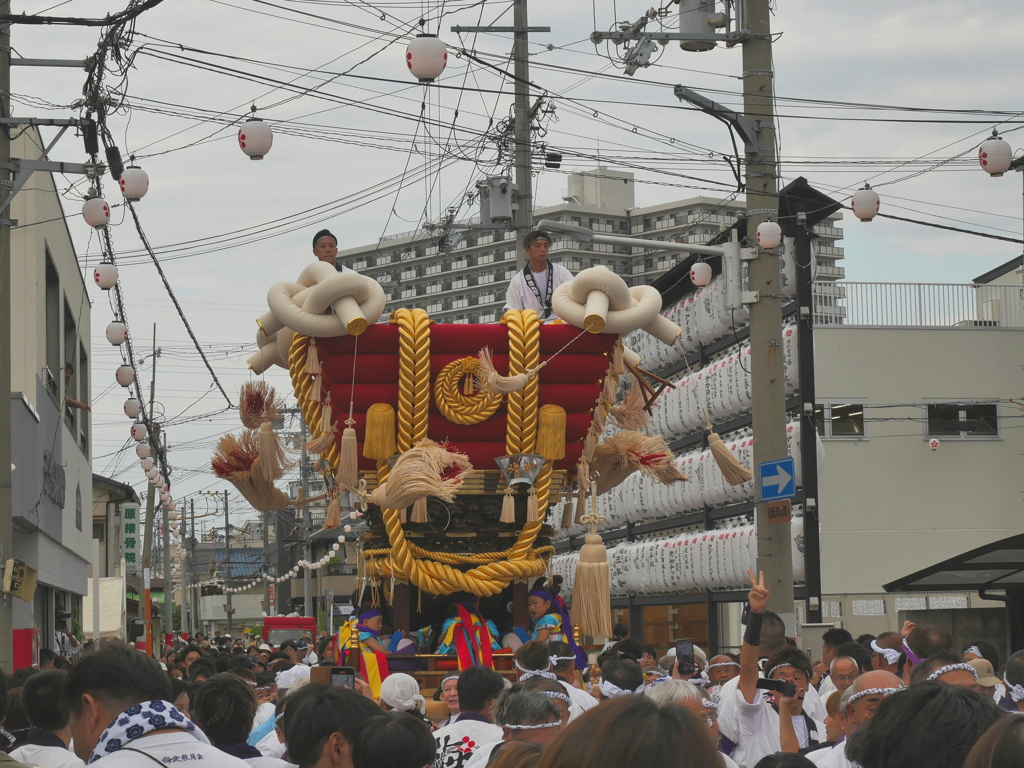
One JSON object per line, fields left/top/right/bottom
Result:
{"left": 475, "top": 346, "right": 531, "bottom": 394}
{"left": 572, "top": 460, "right": 590, "bottom": 526}
{"left": 311, "top": 373, "right": 322, "bottom": 403}
{"left": 411, "top": 497, "right": 429, "bottom": 523}
{"left": 337, "top": 407, "right": 359, "bottom": 491}
{"left": 304, "top": 340, "right": 321, "bottom": 375}
{"left": 368, "top": 440, "right": 472, "bottom": 511}
{"left": 500, "top": 485, "right": 516, "bottom": 524}
{"left": 590, "top": 431, "right": 688, "bottom": 495}
{"left": 707, "top": 430, "right": 753, "bottom": 485}
{"left": 609, "top": 380, "right": 650, "bottom": 431}
{"left": 611, "top": 341, "right": 626, "bottom": 376}
{"left": 324, "top": 493, "right": 341, "bottom": 530}
{"left": 572, "top": 483, "right": 613, "bottom": 639}
{"left": 305, "top": 398, "right": 336, "bottom": 454}
{"left": 239, "top": 380, "right": 280, "bottom": 430}
{"left": 257, "top": 420, "right": 290, "bottom": 482}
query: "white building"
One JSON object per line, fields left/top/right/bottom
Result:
{"left": 9, "top": 127, "right": 94, "bottom": 659}
{"left": 336, "top": 169, "right": 844, "bottom": 324}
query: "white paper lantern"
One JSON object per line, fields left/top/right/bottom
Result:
{"left": 292, "top": 565, "right": 299, "bottom": 572}
{"left": 140, "top": 457, "right": 155, "bottom": 471}
{"left": 343, "top": 526, "right": 351, "bottom": 533}
{"left": 124, "top": 398, "right": 142, "bottom": 418}
{"left": 756, "top": 220, "right": 782, "bottom": 249}
{"left": 94, "top": 262, "right": 119, "bottom": 290}
{"left": 406, "top": 34, "right": 447, "bottom": 82}
{"left": 153, "top": 474, "right": 165, "bottom": 487}
{"left": 119, "top": 166, "right": 149, "bottom": 202}
{"left": 238, "top": 118, "right": 273, "bottom": 160}
{"left": 331, "top": 542, "right": 340, "bottom": 551}
{"left": 690, "top": 261, "right": 712, "bottom": 286}
{"left": 979, "top": 131, "right": 1013, "bottom": 177}
{"left": 115, "top": 365, "right": 135, "bottom": 386}
{"left": 167, "top": 501, "right": 177, "bottom": 511}
{"left": 160, "top": 491, "right": 171, "bottom": 503}
{"left": 136, "top": 443, "right": 151, "bottom": 459}
{"left": 106, "top": 321, "right": 128, "bottom": 346}
{"left": 169, "top": 510, "right": 178, "bottom": 520}
{"left": 851, "top": 184, "right": 880, "bottom": 222}
{"left": 130, "top": 422, "right": 148, "bottom": 441}
{"left": 929, "top": 438, "right": 940, "bottom": 450}
{"left": 145, "top": 466, "right": 158, "bottom": 479}
{"left": 82, "top": 197, "right": 110, "bottom": 228}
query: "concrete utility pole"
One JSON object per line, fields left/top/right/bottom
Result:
{"left": 0, "top": 0, "right": 13, "bottom": 672}
{"left": 162, "top": 425, "right": 170, "bottom": 639}
{"left": 301, "top": 419, "right": 312, "bottom": 617}
{"left": 224, "top": 489, "right": 232, "bottom": 635}
{"left": 742, "top": 0, "right": 794, "bottom": 622}
{"left": 263, "top": 509, "right": 271, "bottom": 618}
{"left": 511, "top": 0, "right": 533, "bottom": 257}
{"left": 140, "top": 325, "right": 160, "bottom": 656}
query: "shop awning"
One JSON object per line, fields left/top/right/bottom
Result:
{"left": 883, "top": 533, "right": 1024, "bottom": 594}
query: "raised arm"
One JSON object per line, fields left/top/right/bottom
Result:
{"left": 739, "top": 569, "right": 770, "bottom": 705}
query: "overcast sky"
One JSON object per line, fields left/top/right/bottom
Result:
{"left": 12, "top": 0, "right": 1024, "bottom": 533}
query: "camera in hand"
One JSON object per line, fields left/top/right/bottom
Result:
{"left": 756, "top": 678, "right": 797, "bottom": 698}
{"left": 57, "top": 610, "right": 71, "bottom": 621}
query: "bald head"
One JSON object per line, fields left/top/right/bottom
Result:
{"left": 842, "top": 670, "right": 903, "bottom": 734}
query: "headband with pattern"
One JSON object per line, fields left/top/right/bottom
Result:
{"left": 965, "top": 645, "right": 983, "bottom": 658}
{"left": 515, "top": 659, "right": 556, "bottom": 680}
{"left": 767, "top": 663, "right": 799, "bottom": 679}
{"left": 441, "top": 674, "right": 460, "bottom": 687}
{"left": 1004, "top": 676, "right": 1024, "bottom": 703}
{"left": 541, "top": 690, "right": 572, "bottom": 705}
{"left": 926, "top": 663, "right": 978, "bottom": 683}
{"left": 846, "top": 686, "right": 904, "bottom": 705}
{"left": 503, "top": 720, "right": 562, "bottom": 730}
{"left": 870, "top": 640, "right": 901, "bottom": 665}
{"left": 706, "top": 661, "right": 740, "bottom": 671}
{"left": 599, "top": 679, "right": 645, "bottom": 698}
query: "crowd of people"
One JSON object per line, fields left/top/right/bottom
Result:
{"left": 4, "top": 573, "right": 1024, "bottom": 768}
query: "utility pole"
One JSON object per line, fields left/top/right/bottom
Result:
{"left": 140, "top": 325, "right": 159, "bottom": 656}
{"left": 0, "top": 0, "right": 13, "bottom": 672}
{"left": 511, "top": 0, "right": 533, "bottom": 259}
{"left": 224, "top": 489, "right": 232, "bottom": 635}
{"left": 301, "top": 420, "right": 312, "bottom": 618}
{"left": 742, "top": 0, "right": 794, "bottom": 623}
{"left": 162, "top": 425, "right": 170, "bottom": 643}
{"left": 263, "top": 509, "right": 271, "bottom": 618}
{"left": 189, "top": 498, "right": 196, "bottom": 636}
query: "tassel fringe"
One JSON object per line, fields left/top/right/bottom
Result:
{"left": 324, "top": 495, "right": 341, "bottom": 530}
{"left": 338, "top": 418, "right": 359, "bottom": 490}
{"left": 411, "top": 497, "right": 429, "bottom": 523}
{"left": 609, "top": 380, "right": 650, "bottom": 431}
{"left": 304, "top": 341, "right": 321, "bottom": 375}
{"left": 526, "top": 488, "right": 540, "bottom": 523}
{"left": 363, "top": 403, "right": 397, "bottom": 460}
{"left": 369, "top": 439, "right": 472, "bottom": 511}
{"left": 500, "top": 487, "right": 516, "bottom": 524}
{"left": 537, "top": 405, "right": 567, "bottom": 461}
{"left": 708, "top": 431, "right": 753, "bottom": 485}
{"left": 476, "top": 347, "right": 530, "bottom": 394}
{"left": 573, "top": 533, "right": 613, "bottom": 638}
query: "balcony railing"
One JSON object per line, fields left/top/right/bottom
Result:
{"left": 812, "top": 281, "right": 1024, "bottom": 328}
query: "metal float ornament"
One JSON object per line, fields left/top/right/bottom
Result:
{"left": 851, "top": 184, "right": 880, "bottom": 222}
{"left": 756, "top": 220, "right": 782, "bottom": 249}
{"left": 119, "top": 165, "right": 149, "bottom": 202}
{"left": 978, "top": 130, "right": 1013, "bottom": 177}
{"left": 406, "top": 34, "right": 447, "bottom": 82}
{"left": 238, "top": 117, "right": 273, "bottom": 160}
{"left": 94, "top": 262, "right": 118, "bottom": 290}
{"left": 82, "top": 197, "right": 110, "bottom": 228}
{"left": 689, "top": 261, "right": 713, "bottom": 286}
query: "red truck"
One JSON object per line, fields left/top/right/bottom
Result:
{"left": 262, "top": 615, "right": 318, "bottom": 647}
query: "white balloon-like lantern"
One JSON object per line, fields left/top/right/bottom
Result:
{"left": 151, "top": 474, "right": 164, "bottom": 487}
{"left": 343, "top": 526, "right": 351, "bottom": 533}
{"left": 331, "top": 543, "right": 340, "bottom": 552}
{"left": 119, "top": 166, "right": 149, "bottom": 202}
{"left": 124, "top": 398, "right": 142, "bottom": 418}
{"left": 929, "top": 438, "right": 940, "bottom": 451}
{"left": 756, "top": 220, "right": 783, "bottom": 249}
{"left": 689, "top": 261, "right": 712, "bottom": 287}
{"left": 978, "top": 131, "right": 1013, "bottom": 177}
{"left": 851, "top": 184, "right": 880, "bottom": 222}
{"left": 406, "top": 34, "right": 447, "bottom": 83}
{"left": 82, "top": 197, "right": 110, "bottom": 228}
{"left": 160, "top": 491, "right": 171, "bottom": 503}
{"left": 106, "top": 321, "right": 128, "bottom": 346}
{"left": 238, "top": 118, "right": 273, "bottom": 160}
{"left": 115, "top": 365, "right": 135, "bottom": 386}
{"left": 130, "top": 421, "right": 148, "bottom": 441}
{"left": 145, "top": 467, "right": 158, "bottom": 479}
{"left": 140, "top": 457, "right": 155, "bottom": 471}
{"left": 136, "top": 442, "right": 151, "bottom": 458}
{"left": 94, "top": 262, "right": 118, "bottom": 290}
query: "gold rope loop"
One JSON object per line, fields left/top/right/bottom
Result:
{"left": 434, "top": 357, "right": 502, "bottom": 425}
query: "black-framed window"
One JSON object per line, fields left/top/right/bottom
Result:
{"left": 927, "top": 403, "right": 998, "bottom": 438}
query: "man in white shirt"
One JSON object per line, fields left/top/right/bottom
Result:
{"left": 432, "top": 666, "right": 505, "bottom": 768}
{"left": 812, "top": 670, "right": 904, "bottom": 768}
{"left": 503, "top": 230, "right": 573, "bottom": 322}
{"left": 282, "top": 684, "right": 382, "bottom": 768}
{"left": 464, "top": 689, "right": 562, "bottom": 768}
{"left": 548, "top": 641, "right": 598, "bottom": 716}
{"left": 733, "top": 571, "right": 826, "bottom": 768}
{"left": 65, "top": 643, "right": 249, "bottom": 767}
{"left": 9, "top": 669, "right": 85, "bottom": 768}
{"left": 813, "top": 628, "right": 852, "bottom": 700}
{"left": 192, "top": 674, "right": 291, "bottom": 767}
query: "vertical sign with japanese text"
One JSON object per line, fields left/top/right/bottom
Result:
{"left": 121, "top": 502, "right": 140, "bottom": 577}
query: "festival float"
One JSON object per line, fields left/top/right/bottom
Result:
{"left": 215, "top": 259, "right": 696, "bottom": 690}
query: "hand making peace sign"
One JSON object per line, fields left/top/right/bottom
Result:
{"left": 746, "top": 569, "right": 770, "bottom": 614}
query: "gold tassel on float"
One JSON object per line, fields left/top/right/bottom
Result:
{"left": 572, "top": 484, "right": 613, "bottom": 639}
{"left": 257, "top": 420, "right": 290, "bottom": 482}
{"left": 707, "top": 429, "right": 753, "bottom": 485}
{"left": 304, "top": 340, "right": 321, "bottom": 375}
{"left": 500, "top": 486, "right": 516, "bottom": 524}
{"left": 324, "top": 493, "right": 341, "bottom": 530}
{"left": 611, "top": 342, "right": 626, "bottom": 376}
{"left": 363, "top": 403, "right": 397, "bottom": 460}
{"left": 305, "top": 398, "right": 336, "bottom": 454}
{"left": 311, "top": 374, "right": 322, "bottom": 403}
{"left": 571, "top": 461, "right": 590, "bottom": 526}
{"left": 411, "top": 497, "right": 429, "bottom": 523}
{"left": 537, "top": 404, "right": 567, "bottom": 461}
{"left": 526, "top": 487, "right": 540, "bottom": 523}
{"left": 463, "top": 370, "right": 475, "bottom": 395}
{"left": 337, "top": 408, "right": 359, "bottom": 490}
{"left": 475, "top": 346, "right": 531, "bottom": 394}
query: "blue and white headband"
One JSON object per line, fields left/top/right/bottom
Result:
{"left": 515, "top": 659, "right": 556, "bottom": 680}
{"left": 599, "top": 679, "right": 644, "bottom": 698}
{"left": 846, "top": 686, "right": 903, "bottom": 705}
{"left": 870, "top": 640, "right": 901, "bottom": 665}
{"left": 1004, "top": 676, "right": 1024, "bottom": 703}
{"left": 965, "top": 645, "right": 983, "bottom": 658}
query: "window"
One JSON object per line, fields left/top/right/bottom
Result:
{"left": 63, "top": 299, "right": 78, "bottom": 433}
{"left": 45, "top": 253, "right": 60, "bottom": 401}
{"left": 79, "top": 343, "right": 89, "bottom": 454}
{"left": 814, "top": 401, "right": 865, "bottom": 439}
{"left": 927, "top": 402, "right": 998, "bottom": 438}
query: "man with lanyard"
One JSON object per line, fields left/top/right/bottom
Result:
{"left": 503, "top": 230, "right": 573, "bottom": 322}
{"left": 311, "top": 229, "right": 355, "bottom": 273}
{"left": 734, "top": 570, "right": 825, "bottom": 767}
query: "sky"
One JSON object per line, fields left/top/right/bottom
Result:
{"left": 11, "top": 0, "right": 1024, "bottom": 534}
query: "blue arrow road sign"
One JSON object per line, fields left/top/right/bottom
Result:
{"left": 759, "top": 457, "right": 796, "bottom": 502}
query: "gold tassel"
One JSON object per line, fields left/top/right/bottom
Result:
{"left": 611, "top": 342, "right": 626, "bottom": 376}
{"left": 500, "top": 486, "right": 516, "bottom": 524}
{"left": 257, "top": 421, "right": 289, "bottom": 482}
{"left": 398, "top": 506, "right": 407, "bottom": 524}
{"left": 708, "top": 430, "right": 753, "bottom": 485}
{"left": 305, "top": 340, "right": 321, "bottom": 375}
{"left": 573, "top": 533, "right": 613, "bottom": 638}
{"left": 476, "top": 347, "right": 531, "bottom": 394}
{"left": 463, "top": 372, "right": 475, "bottom": 395}
{"left": 411, "top": 497, "right": 429, "bottom": 523}
{"left": 320, "top": 399, "right": 333, "bottom": 433}
{"left": 306, "top": 400, "right": 336, "bottom": 454}
{"left": 363, "top": 403, "right": 397, "bottom": 460}
{"left": 526, "top": 487, "right": 540, "bottom": 523}
{"left": 324, "top": 495, "right": 341, "bottom": 530}
{"left": 311, "top": 374, "right": 322, "bottom": 403}
{"left": 338, "top": 412, "right": 359, "bottom": 490}
{"left": 582, "top": 430, "right": 598, "bottom": 462}
{"left": 537, "top": 404, "right": 567, "bottom": 461}
{"left": 560, "top": 497, "right": 574, "bottom": 529}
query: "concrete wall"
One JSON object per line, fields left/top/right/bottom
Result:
{"left": 814, "top": 326, "right": 1024, "bottom": 597}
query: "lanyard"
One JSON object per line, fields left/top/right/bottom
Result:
{"left": 522, "top": 264, "right": 553, "bottom": 320}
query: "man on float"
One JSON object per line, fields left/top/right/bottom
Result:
{"left": 312, "top": 229, "right": 355, "bottom": 272}
{"left": 504, "top": 229, "right": 573, "bottom": 321}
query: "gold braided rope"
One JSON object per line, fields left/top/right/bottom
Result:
{"left": 434, "top": 357, "right": 501, "bottom": 425}
{"left": 364, "top": 545, "right": 555, "bottom": 566}
{"left": 392, "top": 308, "right": 431, "bottom": 450}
